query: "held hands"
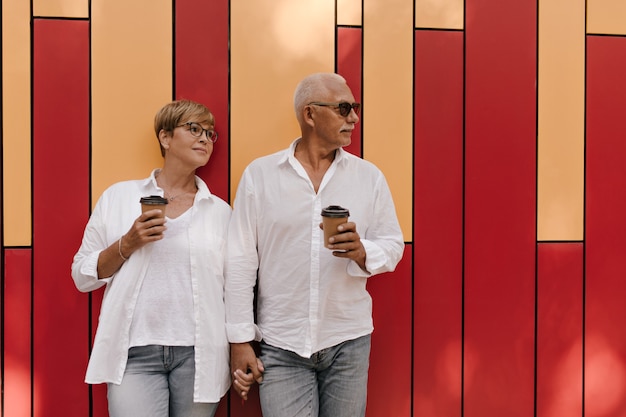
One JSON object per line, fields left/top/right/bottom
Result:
{"left": 230, "top": 343, "right": 264, "bottom": 402}
{"left": 321, "top": 221, "right": 367, "bottom": 271}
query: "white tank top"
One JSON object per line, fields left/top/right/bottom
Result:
{"left": 129, "top": 208, "right": 195, "bottom": 347}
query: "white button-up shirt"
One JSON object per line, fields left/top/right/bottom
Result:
{"left": 71, "top": 169, "right": 231, "bottom": 402}
{"left": 225, "top": 140, "right": 404, "bottom": 358}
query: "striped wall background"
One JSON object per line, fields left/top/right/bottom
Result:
{"left": 2, "top": 0, "right": 626, "bottom": 416}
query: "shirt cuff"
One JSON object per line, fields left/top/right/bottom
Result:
{"left": 347, "top": 239, "right": 387, "bottom": 277}
{"left": 226, "top": 323, "right": 263, "bottom": 343}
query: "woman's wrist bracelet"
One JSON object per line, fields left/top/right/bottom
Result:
{"left": 118, "top": 236, "right": 129, "bottom": 261}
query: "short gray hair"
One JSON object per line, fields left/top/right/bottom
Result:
{"left": 293, "top": 73, "right": 347, "bottom": 125}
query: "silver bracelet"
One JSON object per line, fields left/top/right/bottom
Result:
{"left": 118, "top": 236, "right": 128, "bottom": 261}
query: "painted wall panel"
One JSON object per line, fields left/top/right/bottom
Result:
{"left": 413, "top": 29, "right": 463, "bottom": 417}
{"left": 536, "top": 243, "right": 583, "bottom": 417}
{"left": 175, "top": 0, "right": 231, "bottom": 409}
{"left": 337, "top": 26, "right": 363, "bottom": 157}
{"left": 3, "top": 0, "right": 626, "bottom": 416}
{"left": 4, "top": 249, "right": 32, "bottom": 417}
{"left": 91, "top": 0, "right": 172, "bottom": 204}
{"left": 363, "top": 0, "right": 413, "bottom": 240}
{"left": 2, "top": 0, "right": 32, "bottom": 245}
{"left": 33, "top": 19, "right": 91, "bottom": 417}
{"left": 585, "top": 35, "right": 626, "bottom": 417}
{"left": 537, "top": 0, "right": 585, "bottom": 241}
{"left": 367, "top": 245, "right": 412, "bottom": 416}
{"left": 337, "top": 0, "right": 362, "bottom": 26}
{"left": 230, "top": 0, "right": 335, "bottom": 201}
{"left": 175, "top": 0, "right": 230, "bottom": 202}
{"left": 587, "top": 0, "right": 626, "bottom": 35}
{"left": 33, "top": 0, "right": 88, "bottom": 18}
{"left": 415, "top": 0, "right": 463, "bottom": 29}
{"left": 464, "top": 0, "right": 537, "bottom": 415}
{"left": 229, "top": 384, "right": 262, "bottom": 417}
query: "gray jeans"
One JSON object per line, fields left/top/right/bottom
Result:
{"left": 107, "top": 345, "right": 218, "bottom": 417}
{"left": 259, "top": 334, "right": 371, "bottom": 417}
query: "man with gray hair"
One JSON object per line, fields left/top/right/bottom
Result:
{"left": 226, "top": 72, "right": 404, "bottom": 417}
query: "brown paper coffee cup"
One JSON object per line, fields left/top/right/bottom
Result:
{"left": 140, "top": 195, "right": 168, "bottom": 218}
{"left": 321, "top": 205, "right": 350, "bottom": 248}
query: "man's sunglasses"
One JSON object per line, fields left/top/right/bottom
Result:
{"left": 308, "top": 102, "right": 361, "bottom": 117}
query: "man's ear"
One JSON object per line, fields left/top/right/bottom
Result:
{"left": 303, "top": 105, "right": 315, "bottom": 127}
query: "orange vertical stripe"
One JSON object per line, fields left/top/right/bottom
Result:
{"left": 91, "top": 0, "right": 172, "bottom": 204}
{"left": 230, "top": 0, "right": 335, "bottom": 201}
{"left": 363, "top": 0, "right": 413, "bottom": 240}
{"left": 587, "top": 0, "right": 626, "bottom": 35}
{"left": 2, "top": 0, "right": 31, "bottom": 245}
{"left": 337, "top": 0, "right": 362, "bottom": 26}
{"left": 415, "top": 0, "right": 463, "bottom": 29}
{"left": 33, "top": 0, "right": 88, "bottom": 18}
{"left": 537, "top": 0, "right": 585, "bottom": 241}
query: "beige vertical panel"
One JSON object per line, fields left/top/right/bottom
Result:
{"left": 33, "top": 0, "right": 88, "bottom": 18}
{"left": 587, "top": 0, "right": 626, "bottom": 35}
{"left": 415, "top": 0, "right": 463, "bottom": 29}
{"left": 3, "top": 0, "right": 31, "bottom": 245}
{"left": 363, "top": 0, "right": 413, "bottom": 240}
{"left": 91, "top": 0, "right": 171, "bottom": 203}
{"left": 230, "top": 0, "right": 335, "bottom": 199}
{"left": 338, "top": 0, "right": 362, "bottom": 26}
{"left": 537, "top": 0, "right": 585, "bottom": 241}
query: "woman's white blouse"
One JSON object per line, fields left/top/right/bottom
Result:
{"left": 71, "top": 169, "right": 231, "bottom": 403}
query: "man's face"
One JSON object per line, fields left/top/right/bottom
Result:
{"left": 309, "top": 84, "right": 360, "bottom": 149}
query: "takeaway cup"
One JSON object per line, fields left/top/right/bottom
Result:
{"left": 140, "top": 195, "right": 168, "bottom": 219}
{"left": 321, "top": 205, "right": 350, "bottom": 248}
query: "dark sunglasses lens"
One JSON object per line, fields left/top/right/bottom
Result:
{"left": 337, "top": 102, "right": 360, "bottom": 116}
{"left": 338, "top": 102, "right": 351, "bottom": 117}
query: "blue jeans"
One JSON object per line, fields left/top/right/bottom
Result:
{"left": 107, "top": 345, "right": 218, "bottom": 417}
{"left": 259, "top": 334, "right": 371, "bottom": 417}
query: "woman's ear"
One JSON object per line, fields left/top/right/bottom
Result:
{"left": 158, "top": 129, "right": 171, "bottom": 151}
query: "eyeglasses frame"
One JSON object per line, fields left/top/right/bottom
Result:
{"left": 308, "top": 102, "right": 361, "bottom": 117}
{"left": 176, "top": 121, "right": 218, "bottom": 143}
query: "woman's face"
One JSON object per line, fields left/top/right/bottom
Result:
{"left": 160, "top": 119, "right": 215, "bottom": 169}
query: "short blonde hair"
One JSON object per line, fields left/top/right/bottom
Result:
{"left": 153, "top": 100, "right": 215, "bottom": 156}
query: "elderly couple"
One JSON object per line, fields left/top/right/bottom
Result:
{"left": 71, "top": 72, "right": 404, "bottom": 417}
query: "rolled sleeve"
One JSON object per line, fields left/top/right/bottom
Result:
{"left": 72, "top": 250, "right": 109, "bottom": 292}
{"left": 225, "top": 322, "right": 263, "bottom": 343}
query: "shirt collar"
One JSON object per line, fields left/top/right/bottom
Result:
{"left": 139, "top": 168, "right": 213, "bottom": 202}
{"left": 279, "top": 138, "right": 349, "bottom": 167}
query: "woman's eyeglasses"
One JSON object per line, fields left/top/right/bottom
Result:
{"left": 308, "top": 102, "right": 361, "bottom": 117}
{"left": 177, "top": 122, "right": 218, "bottom": 143}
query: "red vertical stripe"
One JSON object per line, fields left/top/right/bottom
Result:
{"left": 337, "top": 27, "right": 362, "bottom": 157}
{"left": 230, "top": 388, "right": 262, "bottom": 417}
{"left": 585, "top": 35, "right": 626, "bottom": 417}
{"left": 175, "top": 0, "right": 230, "bottom": 202}
{"left": 33, "top": 19, "right": 91, "bottom": 417}
{"left": 413, "top": 29, "right": 464, "bottom": 417}
{"left": 366, "top": 245, "right": 413, "bottom": 417}
{"left": 536, "top": 243, "right": 583, "bottom": 417}
{"left": 4, "top": 249, "right": 32, "bottom": 417}
{"left": 464, "top": 1, "right": 537, "bottom": 416}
